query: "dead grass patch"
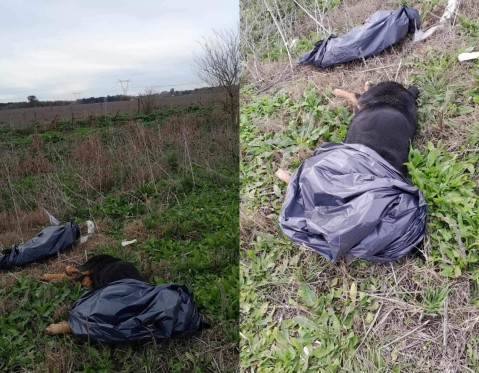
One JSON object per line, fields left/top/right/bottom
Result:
{"left": 123, "top": 219, "right": 149, "bottom": 241}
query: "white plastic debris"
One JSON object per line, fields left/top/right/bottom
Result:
{"left": 43, "top": 208, "right": 60, "bottom": 226}
{"left": 86, "top": 220, "right": 95, "bottom": 235}
{"left": 413, "top": 0, "right": 459, "bottom": 42}
{"left": 80, "top": 220, "right": 96, "bottom": 244}
{"left": 458, "top": 52, "right": 479, "bottom": 62}
{"left": 121, "top": 239, "right": 137, "bottom": 247}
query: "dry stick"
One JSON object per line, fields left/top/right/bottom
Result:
{"left": 292, "top": 0, "right": 329, "bottom": 34}
{"left": 366, "top": 293, "right": 421, "bottom": 310}
{"left": 140, "top": 129, "right": 159, "bottom": 196}
{"left": 356, "top": 303, "right": 384, "bottom": 349}
{"left": 9, "top": 179, "right": 35, "bottom": 215}
{"left": 181, "top": 123, "right": 195, "bottom": 189}
{"left": 394, "top": 59, "right": 402, "bottom": 81}
{"left": 311, "top": 80, "right": 334, "bottom": 105}
{"left": 371, "top": 307, "right": 395, "bottom": 335}
{"left": 451, "top": 147, "right": 479, "bottom": 154}
{"left": 360, "top": 64, "right": 398, "bottom": 73}
{"left": 4, "top": 165, "right": 24, "bottom": 242}
{"left": 314, "top": 0, "right": 320, "bottom": 35}
{"left": 390, "top": 262, "right": 398, "bottom": 287}
{"left": 154, "top": 124, "right": 174, "bottom": 181}
{"left": 443, "top": 295, "right": 449, "bottom": 355}
{"left": 262, "top": 0, "right": 293, "bottom": 70}
{"left": 256, "top": 68, "right": 295, "bottom": 93}
{"left": 452, "top": 0, "right": 461, "bottom": 27}
{"left": 459, "top": 315, "right": 479, "bottom": 327}
{"left": 381, "top": 320, "right": 431, "bottom": 349}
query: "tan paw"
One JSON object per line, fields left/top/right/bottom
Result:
{"left": 45, "top": 321, "right": 71, "bottom": 335}
{"left": 275, "top": 169, "right": 292, "bottom": 184}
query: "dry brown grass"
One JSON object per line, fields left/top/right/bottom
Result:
{"left": 240, "top": 205, "right": 277, "bottom": 246}
{"left": 0, "top": 209, "right": 47, "bottom": 249}
{"left": 0, "top": 107, "right": 236, "bottom": 222}
{"left": 43, "top": 342, "right": 75, "bottom": 373}
{"left": 344, "top": 261, "right": 479, "bottom": 371}
{"left": 123, "top": 219, "right": 149, "bottom": 241}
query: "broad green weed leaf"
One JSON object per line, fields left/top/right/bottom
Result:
{"left": 298, "top": 283, "right": 318, "bottom": 307}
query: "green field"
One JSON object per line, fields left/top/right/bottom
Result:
{"left": 0, "top": 102, "right": 239, "bottom": 372}
{"left": 240, "top": 0, "right": 479, "bottom": 371}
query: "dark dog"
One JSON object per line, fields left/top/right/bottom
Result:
{"left": 276, "top": 81, "right": 419, "bottom": 183}
{"left": 41, "top": 254, "right": 144, "bottom": 335}
{"left": 334, "top": 81, "right": 419, "bottom": 175}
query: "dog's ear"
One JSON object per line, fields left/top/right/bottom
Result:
{"left": 407, "top": 85, "right": 419, "bottom": 100}
{"left": 353, "top": 93, "right": 362, "bottom": 113}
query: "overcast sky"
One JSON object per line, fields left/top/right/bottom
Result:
{"left": 0, "top": 0, "right": 238, "bottom": 103}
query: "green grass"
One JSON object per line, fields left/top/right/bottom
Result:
{"left": 407, "top": 142, "right": 479, "bottom": 278}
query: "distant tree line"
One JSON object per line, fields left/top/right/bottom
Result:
{"left": 0, "top": 98, "right": 72, "bottom": 110}
{"left": 0, "top": 87, "right": 222, "bottom": 111}
{"left": 79, "top": 95, "right": 131, "bottom": 104}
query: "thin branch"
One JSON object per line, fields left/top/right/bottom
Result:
{"left": 262, "top": 0, "right": 293, "bottom": 70}
{"left": 381, "top": 320, "right": 431, "bottom": 349}
{"left": 292, "top": 0, "right": 328, "bottom": 33}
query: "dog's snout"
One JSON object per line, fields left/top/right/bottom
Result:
{"left": 407, "top": 85, "right": 419, "bottom": 100}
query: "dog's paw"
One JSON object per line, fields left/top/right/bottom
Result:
{"left": 332, "top": 88, "right": 342, "bottom": 97}
{"left": 45, "top": 322, "right": 70, "bottom": 335}
{"left": 65, "top": 265, "right": 80, "bottom": 274}
{"left": 275, "top": 169, "right": 292, "bottom": 184}
{"left": 45, "top": 323, "right": 59, "bottom": 335}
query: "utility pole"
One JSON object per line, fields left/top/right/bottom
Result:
{"left": 72, "top": 92, "right": 81, "bottom": 102}
{"left": 118, "top": 79, "right": 131, "bottom": 96}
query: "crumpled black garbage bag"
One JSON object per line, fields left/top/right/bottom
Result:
{"left": 279, "top": 142, "right": 427, "bottom": 263}
{"left": 299, "top": 5, "right": 420, "bottom": 68}
{"left": 68, "top": 279, "right": 202, "bottom": 344}
{"left": 0, "top": 220, "right": 80, "bottom": 269}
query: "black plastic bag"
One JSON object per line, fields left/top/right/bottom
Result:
{"left": 299, "top": 5, "right": 420, "bottom": 68}
{"left": 0, "top": 221, "right": 80, "bottom": 269}
{"left": 68, "top": 279, "right": 202, "bottom": 344}
{"left": 279, "top": 143, "right": 427, "bottom": 263}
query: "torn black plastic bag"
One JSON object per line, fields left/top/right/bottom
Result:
{"left": 299, "top": 5, "right": 420, "bottom": 68}
{"left": 68, "top": 279, "right": 201, "bottom": 344}
{"left": 279, "top": 143, "right": 427, "bottom": 263}
{"left": 0, "top": 221, "right": 80, "bottom": 269}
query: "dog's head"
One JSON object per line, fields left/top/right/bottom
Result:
{"left": 355, "top": 81, "right": 420, "bottom": 115}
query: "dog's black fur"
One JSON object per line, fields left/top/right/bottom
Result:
{"left": 74, "top": 254, "right": 144, "bottom": 290}
{"left": 344, "top": 81, "right": 419, "bottom": 175}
